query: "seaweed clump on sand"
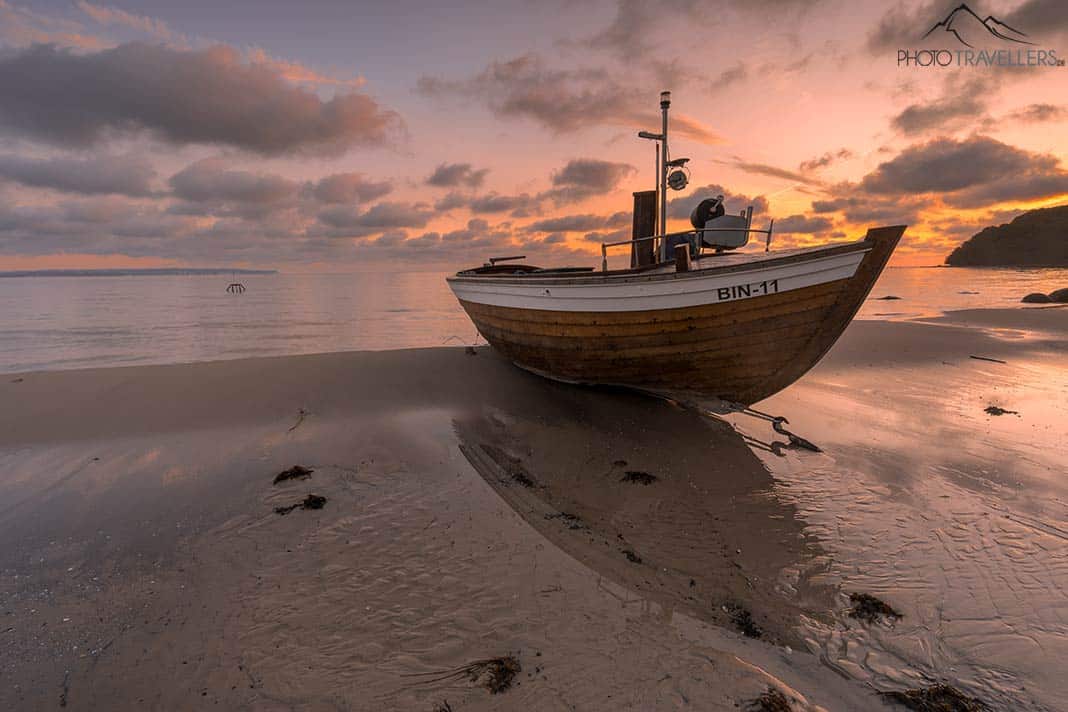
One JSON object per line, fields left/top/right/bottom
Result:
{"left": 470, "top": 657, "right": 521, "bottom": 694}
{"left": 984, "top": 405, "right": 1018, "bottom": 416}
{"left": 621, "top": 548, "right": 642, "bottom": 564}
{"left": 274, "top": 494, "right": 327, "bottom": 515}
{"left": 273, "top": 465, "right": 314, "bottom": 484}
{"left": 848, "top": 592, "right": 902, "bottom": 624}
{"left": 479, "top": 444, "right": 536, "bottom": 488}
{"left": 723, "top": 602, "right": 763, "bottom": 638}
{"left": 745, "top": 687, "right": 794, "bottom": 711}
{"left": 620, "top": 471, "right": 658, "bottom": 485}
{"left": 544, "top": 511, "right": 586, "bottom": 530}
{"left": 880, "top": 684, "right": 989, "bottom": 711}
{"left": 407, "top": 657, "right": 521, "bottom": 696}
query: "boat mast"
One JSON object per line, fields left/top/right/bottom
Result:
{"left": 637, "top": 90, "right": 672, "bottom": 262}
{"left": 659, "top": 90, "right": 670, "bottom": 258}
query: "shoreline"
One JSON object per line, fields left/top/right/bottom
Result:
{"left": 2, "top": 306, "right": 1065, "bottom": 710}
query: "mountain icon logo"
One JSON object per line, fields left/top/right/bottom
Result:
{"left": 922, "top": 3, "right": 1034, "bottom": 48}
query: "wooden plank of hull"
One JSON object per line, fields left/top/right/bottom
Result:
{"left": 455, "top": 226, "right": 905, "bottom": 404}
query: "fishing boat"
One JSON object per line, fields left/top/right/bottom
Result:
{"left": 446, "top": 92, "right": 905, "bottom": 405}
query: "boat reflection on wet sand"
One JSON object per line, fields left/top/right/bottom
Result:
{"left": 454, "top": 386, "right": 838, "bottom": 648}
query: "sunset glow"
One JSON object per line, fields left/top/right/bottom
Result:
{"left": 1, "top": 0, "right": 1066, "bottom": 271}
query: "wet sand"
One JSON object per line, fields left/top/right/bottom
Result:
{"left": 1, "top": 305, "right": 1065, "bottom": 710}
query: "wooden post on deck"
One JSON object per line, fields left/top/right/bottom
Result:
{"left": 631, "top": 190, "right": 657, "bottom": 268}
{"left": 674, "top": 243, "right": 691, "bottom": 272}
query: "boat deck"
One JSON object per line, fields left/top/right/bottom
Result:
{"left": 452, "top": 239, "right": 872, "bottom": 286}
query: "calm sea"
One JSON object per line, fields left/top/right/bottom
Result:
{"left": 1, "top": 267, "right": 1066, "bottom": 374}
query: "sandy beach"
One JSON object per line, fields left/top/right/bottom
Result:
{"left": 1, "top": 305, "right": 1065, "bottom": 711}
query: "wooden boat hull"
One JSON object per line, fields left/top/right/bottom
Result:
{"left": 448, "top": 226, "right": 904, "bottom": 405}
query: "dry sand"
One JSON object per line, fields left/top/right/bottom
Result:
{"left": 1, "top": 306, "right": 1065, "bottom": 711}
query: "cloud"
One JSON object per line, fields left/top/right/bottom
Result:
{"left": 732, "top": 161, "right": 816, "bottom": 185}
{"left": 360, "top": 219, "right": 529, "bottom": 261}
{"left": 0, "top": 153, "right": 155, "bottom": 196}
{"left": 430, "top": 158, "right": 635, "bottom": 218}
{"left": 418, "top": 53, "right": 722, "bottom": 144}
{"left": 0, "top": 198, "right": 201, "bottom": 256}
{"left": 74, "top": 0, "right": 177, "bottom": 42}
{"left": 587, "top": 0, "right": 662, "bottom": 59}
{"left": 890, "top": 75, "right": 993, "bottom": 136}
{"left": 799, "top": 149, "right": 854, "bottom": 172}
{"left": 0, "top": 43, "right": 403, "bottom": 155}
{"left": 317, "top": 201, "right": 434, "bottom": 232}
{"left": 433, "top": 192, "right": 469, "bottom": 211}
{"left": 711, "top": 62, "right": 748, "bottom": 90}
{"left": 944, "top": 172, "right": 1068, "bottom": 209}
{"left": 892, "top": 95, "right": 986, "bottom": 135}
{"left": 169, "top": 159, "right": 297, "bottom": 205}
{"left": 667, "top": 183, "right": 769, "bottom": 219}
{"left": 442, "top": 218, "right": 491, "bottom": 242}
{"left": 583, "top": 229, "right": 630, "bottom": 243}
{"left": 774, "top": 214, "right": 834, "bottom": 233}
{"left": 857, "top": 135, "right": 1057, "bottom": 195}
{"left": 72, "top": 1, "right": 362, "bottom": 88}
{"left": 866, "top": 3, "right": 936, "bottom": 54}
{"left": 1007, "top": 103, "right": 1068, "bottom": 123}
{"left": 0, "top": 0, "right": 109, "bottom": 50}
{"left": 429, "top": 190, "right": 533, "bottom": 214}
{"left": 540, "top": 158, "right": 635, "bottom": 204}
{"left": 242, "top": 47, "right": 366, "bottom": 89}
{"left": 311, "top": 173, "right": 392, "bottom": 204}
{"left": 589, "top": 0, "right": 818, "bottom": 61}
{"left": 810, "top": 194, "right": 924, "bottom": 225}
{"left": 551, "top": 158, "right": 634, "bottom": 192}
{"left": 426, "top": 162, "right": 489, "bottom": 188}
{"left": 469, "top": 192, "right": 531, "bottom": 214}
{"left": 811, "top": 135, "right": 1068, "bottom": 222}
{"left": 59, "top": 196, "right": 142, "bottom": 224}
{"left": 526, "top": 212, "right": 630, "bottom": 233}
{"left": 1002, "top": 0, "right": 1068, "bottom": 39}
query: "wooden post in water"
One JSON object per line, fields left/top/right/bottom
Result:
{"left": 631, "top": 190, "right": 657, "bottom": 268}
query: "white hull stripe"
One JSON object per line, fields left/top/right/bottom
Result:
{"left": 448, "top": 250, "right": 866, "bottom": 312}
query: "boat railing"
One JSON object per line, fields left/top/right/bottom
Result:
{"left": 599, "top": 222, "right": 775, "bottom": 272}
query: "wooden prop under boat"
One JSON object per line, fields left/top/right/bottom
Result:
{"left": 447, "top": 225, "right": 905, "bottom": 405}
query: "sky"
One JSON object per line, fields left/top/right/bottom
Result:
{"left": 0, "top": 0, "right": 1066, "bottom": 271}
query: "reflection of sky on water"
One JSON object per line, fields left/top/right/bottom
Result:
{"left": 858, "top": 266, "right": 1068, "bottom": 320}
{"left": 735, "top": 327, "right": 1068, "bottom": 712}
{"left": 0, "top": 271, "right": 474, "bottom": 373}
{"left": 3, "top": 266, "right": 1067, "bottom": 374}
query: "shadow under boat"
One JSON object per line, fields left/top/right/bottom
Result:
{"left": 453, "top": 376, "right": 838, "bottom": 645}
